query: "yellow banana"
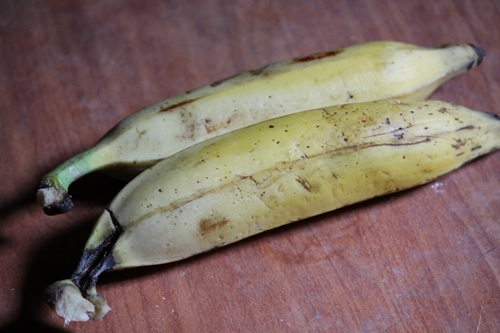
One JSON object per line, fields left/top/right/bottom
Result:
{"left": 45, "top": 99, "right": 500, "bottom": 323}
{"left": 37, "top": 41, "right": 484, "bottom": 215}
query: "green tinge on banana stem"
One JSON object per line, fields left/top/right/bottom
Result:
{"left": 37, "top": 41, "right": 485, "bottom": 215}
{"left": 37, "top": 147, "right": 107, "bottom": 215}
{"left": 45, "top": 100, "right": 500, "bottom": 323}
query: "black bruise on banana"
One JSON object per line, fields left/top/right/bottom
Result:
{"left": 71, "top": 209, "right": 122, "bottom": 294}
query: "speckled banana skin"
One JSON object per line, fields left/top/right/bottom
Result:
{"left": 46, "top": 99, "right": 500, "bottom": 322}
{"left": 37, "top": 41, "right": 484, "bottom": 214}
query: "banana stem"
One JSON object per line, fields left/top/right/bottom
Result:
{"left": 37, "top": 146, "right": 109, "bottom": 215}
{"left": 71, "top": 209, "right": 121, "bottom": 294}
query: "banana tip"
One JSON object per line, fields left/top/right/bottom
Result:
{"left": 469, "top": 44, "right": 486, "bottom": 66}
{"left": 43, "top": 196, "right": 74, "bottom": 215}
{"left": 45, "top": 279, "right": 110, "bottom": 324}
{"left": 439, "top": 43, "right": 486, "bottom": 69}
{"left": 36, "top": 187, "right": 74, "bottom": 215}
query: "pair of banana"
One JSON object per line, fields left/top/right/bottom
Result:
{"left": 41, "top": 41, "right": 500, "bottom": 323}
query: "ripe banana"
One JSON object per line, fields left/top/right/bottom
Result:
{"left": 37, "top": 41, "right": 484, "bottom": 215}
{"left": 45, "top": 99, "right": 500, "bottom": 323}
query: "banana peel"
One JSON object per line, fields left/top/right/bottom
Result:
{"left": 45, "top": 99, "right": 500, "bottom": 323}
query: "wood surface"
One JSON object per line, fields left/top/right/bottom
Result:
{"left": 1, "top": 1, "right": 499, "bottom": 332}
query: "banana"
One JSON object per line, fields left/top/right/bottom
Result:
{"left": 45, "top": 99, "right": 500, "bottom": 323}
{"left": 37, "top": 41, "right": 484, "bottom": 215}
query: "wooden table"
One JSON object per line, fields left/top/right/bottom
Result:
{"left": 1, "top": 1, "right": 499, "bottom": 332}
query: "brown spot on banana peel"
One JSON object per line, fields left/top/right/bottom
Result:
{"left": 452, "top": 138, "right": 467, "bottom": 150}
{"left": 240, "top": 175, "right": 258, "bottom": 185}
{"left": 394, "top": 132, "right": 405, "bottom": 140}
{"left": 159, "top": 98, "right": 199, "bottom": 113}
{"left": 296, "top": 176, "right": 312, "bottom": 192}
{"left": 456, "top": 125, "right": 475, "bottom": 131}
{"left": 199, "top": 217, "right": 229, "bottom": 235}
{"left": 203, "top": 117, "right": 234, "bottom": 134}
{"left": 292, "top": 49, "right": 344, "bottom": 63}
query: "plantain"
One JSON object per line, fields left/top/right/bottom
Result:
{"left": 37, "top": 41, "right": 484, "bottom": 215}
{"left": 45, "top": 99, "right": 500, "bottom": 323}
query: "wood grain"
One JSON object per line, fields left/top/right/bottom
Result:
{"left": 1, "top": 1, "right": 499, "bottom": 332}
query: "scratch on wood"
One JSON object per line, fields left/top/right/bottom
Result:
{"left": 475, "top": 306, "right": 483, "bottom": 333}
{"left": 482, "top": 245, "right": 499, "bottom": 255}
